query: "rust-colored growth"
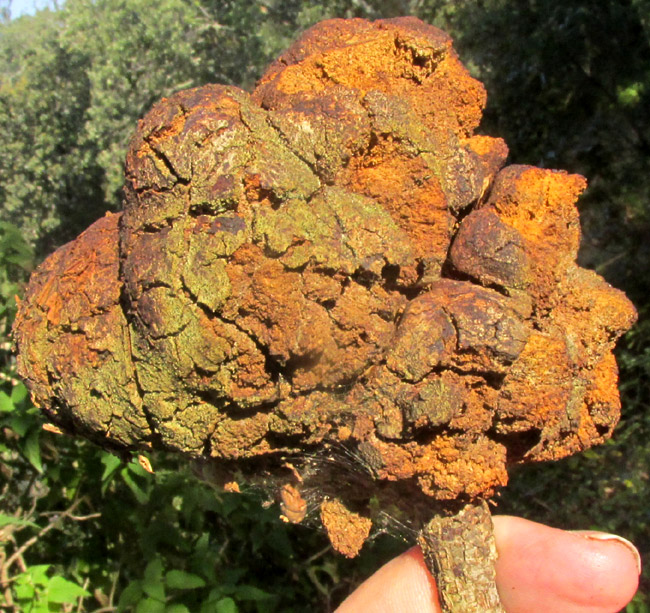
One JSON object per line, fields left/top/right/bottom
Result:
{"left": 13, "top": 17, "right": 636, "bottom": 607}
{"left": 321, "top": 498, "right": 372, "bottom": 558}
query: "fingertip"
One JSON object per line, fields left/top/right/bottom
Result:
{"left": 338, "top": 517, "right": 640, "bottom": 613}
{"left": 570, "top": 531, "right": 641, "bottom": 608}
{"left": 574, "top": 532, "right": 641, "bottom": 576}
{"left": 336, "top": 546, "right": 440, "bottom": 613}
{"left": 492, "top": 515, "right": 640, "bottom": 613}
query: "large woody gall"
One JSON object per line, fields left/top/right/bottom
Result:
{"left": 13, "top": 17, "right": 637, "bottom": 612}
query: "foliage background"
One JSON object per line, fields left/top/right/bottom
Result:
{"left": 0, "top": 0, "right": 648, "bottom": 610}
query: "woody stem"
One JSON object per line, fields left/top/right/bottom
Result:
{"left": 418, "top": 500, "right": 505, "bottom": 613}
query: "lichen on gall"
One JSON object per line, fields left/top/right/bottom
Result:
{"left": 13, "top": 17, "right": 637, "bottom": 612}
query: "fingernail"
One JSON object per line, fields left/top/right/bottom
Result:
{"left": 575, "top": 532, "right": 642, "bottom": 575}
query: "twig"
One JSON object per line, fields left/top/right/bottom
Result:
{"left": 3, "top": 498, "right": 84, "bottom": 573}
{"left": 0, "top": 547, "right": 13, "bottom": 608}
{"left": 108, "top": 569, "right": 119, "bottom": 606}
{"left": 304, "top": 544, "right": 332, "bottom": 566}
{"left": 76, "top": 577, "right": 90, "bottom": 613}
{"left": 193, "top": 2, "right": 229, "bottom": 31}
{"left": 40, "top": 511, "right": 101, "bottom": 522}
{"left": 595, "top": 251, "right": 627, "bottom": 274}
{"left": 69, "top": 512, "right": 101, "bottom": 522}
{"left": 419, "top": 501, "right": 505, "bottom": 612}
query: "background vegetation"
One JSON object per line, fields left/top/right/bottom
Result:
{"left": 0, "top": 0, "right": 648, "bottom": 610}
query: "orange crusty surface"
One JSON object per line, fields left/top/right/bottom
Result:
{"left": 14, "top": 17, "right": 636, "bottom": 554}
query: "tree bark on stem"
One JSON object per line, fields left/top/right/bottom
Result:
{"left": 418, "top": 501, "right": 505, "bottom": 612}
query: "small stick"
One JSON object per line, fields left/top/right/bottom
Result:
{"left": 418, "top": 500, "right": 505, "bottom": 612}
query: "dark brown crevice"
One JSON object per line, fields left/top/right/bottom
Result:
{"left": 191, "top": 387, "right": 229, "bottom": 412}
{"left": 381, "top": 262, "right": 401, "bottom": 286}
{"left": 264, "top": 430, "right": 312, "bottom": 452}
{"left": 140, "top": 217, "right": 175, "bottom": 233}
{"left": 282, "top": 350, "right": 324, "bottom": 382}
{"left": 594, "top": 423, "right": 610, "bottom": 437}
{"left": 440, "top": 258, "right": 512, "bottom": 298}
{"left": 192, "top": 394, "right": 281, "bottom": 421}
{"left": 188, "top": 202, "right": 235, "bottom": 217}
{"left": 250, "top": 185, "right": 284, "bottom": 210}
{"left": 218, "top": 310, "right": 286, "bottom": 387}
{"left": 489, "top": 425, "right": 543, "bottom": 465}
{"left": 451, "top": 191, "right": 480, "bottom": 226}
{"left": 146, "top": 142, "right": 191, "bottom": 187}
{"left": 402, "top": 362, "right": 507, "bottom": 391}
{"left": 377, "top": 261, "right": 423, "bottom": 300}
{"left": 263, "top": 115, "right": 326, "bottom": 188}
{"left": 139, "top": 280, "right": 174, "bottom": 292}
{"left": 351, "top": 266, "right": 379, "bottom": 288}
{"left": 404, "top": 425, "right": 468, "bottom": 447}
{"left": 200, "top": 432, "right": 213, "bottom": 458}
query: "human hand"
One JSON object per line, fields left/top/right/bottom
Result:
{"left": 336, "top": 516, "right": 641, "bottom": 613}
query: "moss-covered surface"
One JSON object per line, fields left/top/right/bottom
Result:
{"left": 14, "top": 17, "right": 636, "bottom": 567}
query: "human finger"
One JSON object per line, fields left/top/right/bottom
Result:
{"left": 336, "top": 515, "right": 640, "bottom": 613}
{"left": 492, "top": 515, "right": 640, "bottom": 613}
{"left": 336, "top": 546, "right": 441, "bottom": 613}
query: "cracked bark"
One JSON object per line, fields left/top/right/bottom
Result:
{"left": 419, "top": 501, "right": 505, "bottom": 612}
{"left": 13, "top": 17, "right": 637, "bottom": 612}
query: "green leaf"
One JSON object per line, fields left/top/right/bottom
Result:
{"left": 194, "top": 532, "right": 210, "bottom": 553}
{"left": 617, "top": 82, "right": 642, "bottom": 106}
{"left": 22, "top": 429, "right": 43, "bottom": 472}
{"left": 13, "top": 580, "right": 36, "bottom": 602}
{"left": 121, "top": 467, "right": 151, "bottom": 504}
{"left": 13, "top": 565, "right": 50, "bottom": 603}
{"left": 142, "top": 558, "right": 165, "bottom": 601}
{"left": 215, "top": 598, "right": 238, "bottom": 613}
{"left": 144, "top": 558, "right": 164, "bottom": 582}
{"left": 45, "top": 575, "right": 89, "bottom": 603}
{"left": 0, "top": 390, "right": 13, "bottom": 412}
{"left": 0, "top": 513, "right": 38, "bottom": 529}
{"left": 142, "top": 576, "right": 165, "bottom": 601}
{"left": 234, "top": 585, "right": 274, "bottom": 601}
{"left": 165, "top": 570, "right": 206, "bottom": 590}
{"left": 29, "top": 565, "right": 52, "bottom": 585}
{"left": 165, "top": 604, "right": 191, "bottom": 613}
{"left": 205, "top": 587, "right": 226, "bottom": 603}
{"left": 100, "top": 452, "right": 122, "bottom": 482}
{"left": 10, "top": 383, "right": 28, "bottom": 405}
{"left": 117, "top": 580, "right": 143, "bottom": 611}
{"left": 8, "top": 409, "right": 39, "bottom": 436}
{"left": 135, "top": 597, "right": 166, "bottom": 613}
